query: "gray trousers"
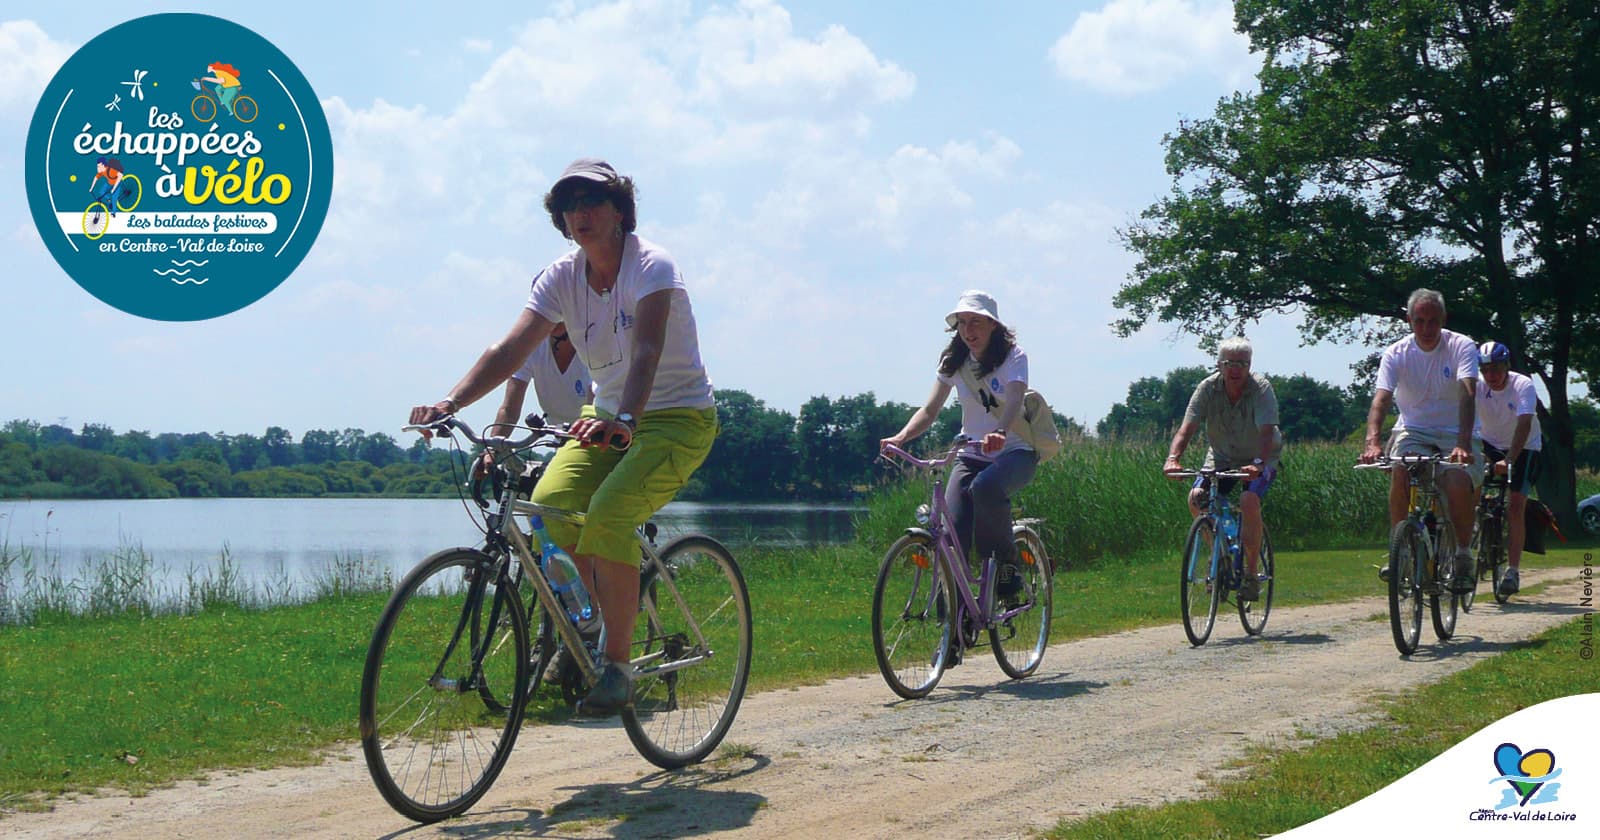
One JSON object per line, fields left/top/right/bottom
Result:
{"left": 944, "top": 449, "right": 1038, "bottom": 566}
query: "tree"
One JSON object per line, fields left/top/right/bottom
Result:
{"left": 1114, "top": 1, "right": 1600, "bottom": 527}
{"left": 1272, "top": 373, "right": 1352, "bottom": 442}
{"left": 1097, "top": 366, "right": 1209, "bottom": 440}
{"left": 696, "top": 389, "right": 799, "bottom": 499}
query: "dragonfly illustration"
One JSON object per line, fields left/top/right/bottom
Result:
{"left": 121, "top": 69, "right": 148, "bottom": 100}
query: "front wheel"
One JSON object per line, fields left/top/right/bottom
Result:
{"left": 1180, "top": 516, "right": 1220, "bottom": 647}
{"left": 622, "top": 535, "right": 752, "bottom": 769}
{"left": 1479, "top": 515, "right": 1510, "bottom": 606}
{"left": 871, "top": 532, "right": 953, "bottom": 699}
{"left": 990, "top": 526, "right": 1052, "bottom": 679}
{"left": 1388, "top": 521, "right": 1424, "bottom": 655}
{"left": 360, "top": 548, "right": 529, "bottom": 823}
{"left": 192, "top": 93, "right": 216, "bottom": 122}
{"left": 82, "top": 202, "right": 110, "bottom": 239}
{"left": 1238, "top": 526, "right": 1274, "bottom": 636}
{"left": 1430, "top": 519, "right": 1460, "bottom": 640}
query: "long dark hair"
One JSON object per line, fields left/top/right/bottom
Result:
{"left": 937, "top": 324, "right": 1016, "bottom": 378}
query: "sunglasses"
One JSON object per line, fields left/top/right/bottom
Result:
{"left": 559, "top": 191, "right": 610, "bottom": 213}
{"left": 1219, "top": 359, "right": 1250, "bottom": 369}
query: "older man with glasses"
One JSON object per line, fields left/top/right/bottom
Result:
{"left": 1359, "top": 288, "right": 1485, "bottom": 592}
{"left": 1163, "top": 337, "right": 1284, "bottom": 602}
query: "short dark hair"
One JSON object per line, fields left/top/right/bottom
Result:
{"left": 543, "top": 176, "right": 638, "bottom": 239}
{"left": 937, "top": 323, "right": 1017, "bottom": 379}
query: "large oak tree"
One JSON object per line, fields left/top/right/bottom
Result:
{"left": 1115, "top": 0, "right": 1600, "bottom": 526}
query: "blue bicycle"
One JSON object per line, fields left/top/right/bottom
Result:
{"left": 1170, "top": 468, "right": 1275, "bottom": 646}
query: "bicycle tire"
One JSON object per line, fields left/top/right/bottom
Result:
{"left": 192, "top": 94, "right": 216, "bottom": 123}
{"left": 1239, "top": 525, "right": 1274, "bottom": 636}
{"left": 1431, "top": 519, "right": 1460, "bottom": 640}
{"left": 1180, "top": 516, "right": 1220, "bottom": 647}
{"left": 990, "top": 526, "right": 1052, "bottom": 679}
{"left": 622, "top": 535, "right": 752, "bottom": 769}
{"left": 359, "top": 548, "right": 529, "bottom": 823}
{"left": 1484, "top": 515, "right": 1510, "bottom": 605}
{"left": 115, "top": 174, "right": 142, "bottom": 212}
{"left": 1388, "top": 521, "right": 1424, "bottom": 655}
{"left": 871, "top": 532, "right": 953, "bottom": 699}
{"left": 234, "top": 95, "right": 259, "bottom": 123}
{"left": 82, "top": 203, "right": 110, "bottom": 239}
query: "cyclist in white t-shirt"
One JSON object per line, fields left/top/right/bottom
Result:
{"left": 1474, "top": 340, "right": 1543, "bottom": 597}
{"left": 475, "top": 321, "right": 593, "bottom": 476}
{"left": 881, "top": 290, "right": 1039, "bottom": 645}
{"left": 1359, "top": 288, "right": 1484, "bottom": 592}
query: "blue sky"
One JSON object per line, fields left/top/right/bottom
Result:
{"left": 2, "top": 0, "right": 1385, "bottom": 440}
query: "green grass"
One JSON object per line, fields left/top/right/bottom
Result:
{"left": 1042, "top": 611, "right": 1597, "bottom": 839}
{"left": 9, "top": 541, "right": 1577, "bottom": 810}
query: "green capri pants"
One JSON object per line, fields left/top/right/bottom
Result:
{"left": 531, "top": 405, "right": 718, "bottom": 566}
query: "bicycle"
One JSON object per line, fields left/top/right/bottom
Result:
{"left": 359, "top": 416, "right": 752, "bottom": 823}
{"left": 190, "top": 78, "right": 259, "bottom": 123}
{"left": 81, "top": 174, "right": 143, "bottom": 240}
{"left": 1168, "top": 468, "right": 1275, "bottom": 646}
{"left": 871, "top": 440, "right": 1053, "bottom": 699}
{"left": 1354, "top": 454, "right": 1467, "bottom": 655}
{"left": 1467, "top": 469, "right": 1512, "bottom": 609}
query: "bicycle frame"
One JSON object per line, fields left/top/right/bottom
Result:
{"left": 1357, "top": 455, "right": 1465, "bottom": 587}
{"left": 880, "top": 442, "right": 1024, "bottom": 635}
{"left": 1173, "top": 468, "right": 1251, "bottom": 590}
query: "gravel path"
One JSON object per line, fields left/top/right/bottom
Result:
{"left": 4, "top": 567, "right": 1589, "bottom": 839}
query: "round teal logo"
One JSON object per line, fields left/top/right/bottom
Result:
{"left": 24, "top": 13, "right": 333, "bottom": 321}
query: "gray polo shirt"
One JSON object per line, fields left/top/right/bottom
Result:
{"left": 1183, "top": 372, "right": 1285, "bottom": 469}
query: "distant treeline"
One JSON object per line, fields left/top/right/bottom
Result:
{"left": 9, "top": 373, "right": 1593, "bottom": 502}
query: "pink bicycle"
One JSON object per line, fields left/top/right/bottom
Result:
{"left": 872, "top": 440, "right": 1054, "bottom": 698}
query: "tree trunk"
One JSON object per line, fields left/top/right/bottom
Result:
{"left": 1534, "top": 402, "right": 1581, "bottom": 536}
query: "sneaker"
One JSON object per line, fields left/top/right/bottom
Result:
{"left": 937, "top": 637, "right": 963, "bottom": 669}
{"left": 1237, "top": 575, "right": 1260, "bottom": 602}
{"left": 1450, "top": 552, "right": 1475, "bottom": 593}
{"left": 1378, "top": 563, "right": 1391, "bottom": 583}
{"left": 576, "top": 662, "right": 633, "bottom": 717}
{"left": 1497, "top": 567, "right": 1520, "bottom": 598}
{"left": 544, "top": 627, "right": 600, "bottom": 689}
{"left": 995, "top": 560, "right": 1024, "bottom": 603}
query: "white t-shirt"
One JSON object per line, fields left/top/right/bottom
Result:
{"left": 936, "top": 345, "right": 1031, "bottom": 460}
{"left": 525, "top": 235, "right": 714, "bottom": 415}
{"left": 511, "top": 339, "right": 591, "bottom": 427}
{"left": 1475, "top": 371, "right": 1542, "bottom": 453}
{"left": 1374, "top": 328, "right": 1479, "bottom": 435}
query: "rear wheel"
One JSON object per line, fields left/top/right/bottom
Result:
{"left": 990, "top": 526, "right": 1052, "bottom": 679}
{"left": 360, "top": 548, "right": 528, "bottom": 823}
{"left": 871, "top": 533, "right": 952, "bottom": 698}
{"left": 1430, "top": 519, "right": 1460, "bottom": 640}
{"left": 1388, "top": 521, "right": 1424, "bottom": 655}
{"left": 622, "top": 536, "right": 751, "bottom": 769}
{"left": 1180, "top": 516, "right": 1220, "bottom": 647}
{"left": 1480, "top": 514, "right": 1510, "bottom": 606}
{"left": 1238, "top": 526, "right": 1274, "bottom": 636}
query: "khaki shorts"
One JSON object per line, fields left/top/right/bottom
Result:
{"left": 531, "top": 405, "right": 718, "bottom": 566}
{"left": 1388, "top": 426, "right": 1485, "bottom": 488}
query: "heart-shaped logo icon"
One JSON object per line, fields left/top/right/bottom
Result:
{"left": 1493, "top": 742, "right": 1556, "bottom": 806}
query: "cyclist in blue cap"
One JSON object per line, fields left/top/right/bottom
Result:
{"left": 1474, "top": 340, "right": 1543, "bottom": 597}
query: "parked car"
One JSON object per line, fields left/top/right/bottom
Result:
{"left": 1582, "top": 493, "right": 1600, "bottom": 536}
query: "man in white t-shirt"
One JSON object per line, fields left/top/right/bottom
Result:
{"left": 1474, "top": 341, "right": 1543, "bottom": 597}
{"left": 1359, "top": 288, "right": 1484, "bottom": 592}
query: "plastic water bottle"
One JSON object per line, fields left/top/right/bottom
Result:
{"left": 528, "top": 515, "right": 597, "bottom": 632}
{"left": 1217, "top": 501, "right": 1243, "bottom": 571}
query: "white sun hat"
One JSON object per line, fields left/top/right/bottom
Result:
{"left": 945, "top": 289, "right": 1005, "bottom": 329}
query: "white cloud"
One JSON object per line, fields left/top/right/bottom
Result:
{"left": 1049, "top": 0, "right": 1254, "bottom": 95}
{"left": 0, "top": 20, "right": 73, "bottom": 114}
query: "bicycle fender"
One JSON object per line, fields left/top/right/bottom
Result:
{"left": 901, "top": 527, "right": 934, "bottom": 540}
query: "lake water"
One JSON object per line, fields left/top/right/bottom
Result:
{"left": 0, "top": 498, "right": 861, "bottom": 603}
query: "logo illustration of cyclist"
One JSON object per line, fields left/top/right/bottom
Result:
{"left": 191, "top": 61, "right": 258, "bottom": 123}
{"left": 89, "top": 156, "right": 132, "bottom": 212}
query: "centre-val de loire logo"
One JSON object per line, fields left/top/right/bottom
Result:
{"left": 1468, "top": 741, "right": 1578, "bottom": 824}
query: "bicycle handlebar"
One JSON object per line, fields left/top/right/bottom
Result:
{"left": 1165, "top": 468, "right": 1253, "bottom": 480}
{"left": 878, "top": 437, "right": 983, "bottom": 471}
{"left": 1352, "top": 454, "right": 1470, "bottom": 472}
{"left": 403, "top": 415, "right": 576, "bottom": 452}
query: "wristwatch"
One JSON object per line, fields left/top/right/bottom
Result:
{"left": 615, "top": 412, "right": 637, "bottom": 430}
{"left": 1251, "top": 458, "right": 1264, "bottom": 466}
